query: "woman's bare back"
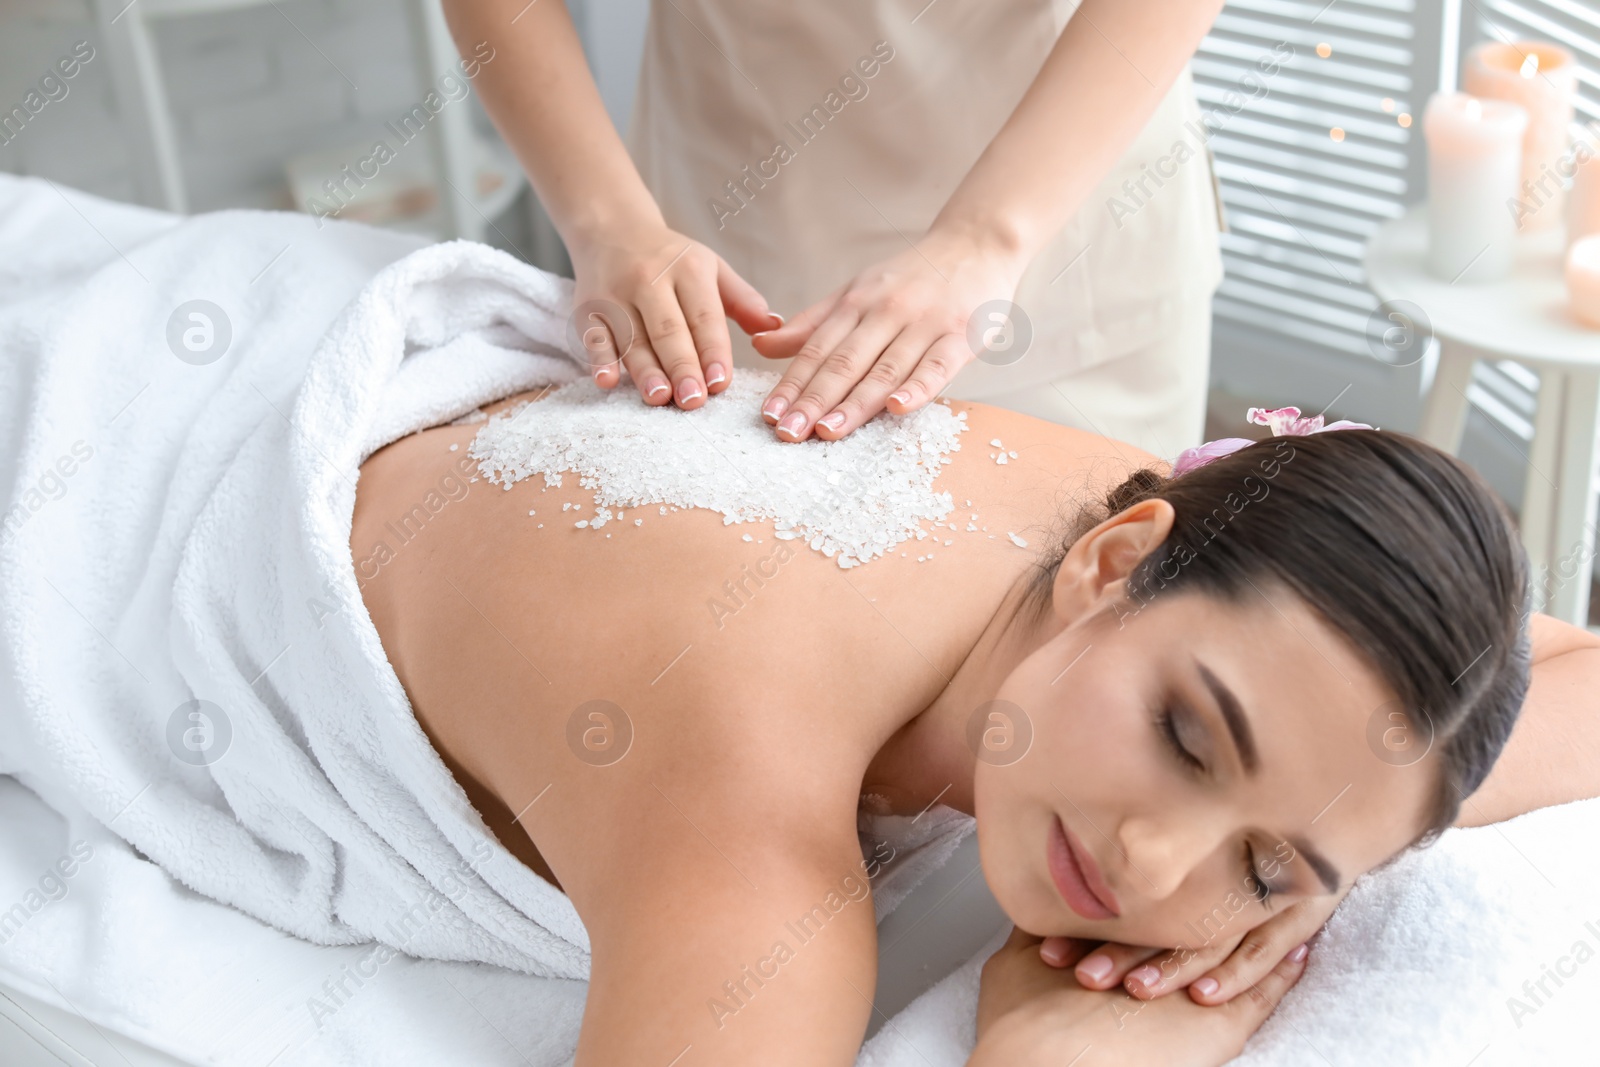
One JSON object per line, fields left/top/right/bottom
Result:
{"left": 349, "top": 391, "right": 1151, "bottom": 1062}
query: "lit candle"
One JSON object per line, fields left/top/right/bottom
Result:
{"left": 1568, "top": 143, "right": 1600, "bottom": 250}
{"left": 1463, "top": 41, "right": 1577, "bottom": 232}
{"left": 1567, "top": 235, "right": 1600, "bottom": 328}
{"left": 1423, "top": 92, "right": 1529, "bottom": 283}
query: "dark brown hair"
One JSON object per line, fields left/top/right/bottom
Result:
{"left": 1020, "top": 430, "right": 1531, "bottom": 843}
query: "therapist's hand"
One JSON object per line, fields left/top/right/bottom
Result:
{"left": 749, "top": 229, "right": 1027, "bottom": 441}
{"left": 569, "top": 221, "right": 780, "bottom": 410}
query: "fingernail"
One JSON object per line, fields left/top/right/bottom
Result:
{"left": 818, "top": 411, "right": 845, "bottom": 431}
{"left": 1194, "top": 977, "right": 1221, "bottom": 998}
{"left": 1076, "top": 953, "right": 1113, "bottom": 983}
{"left": 646, "top": 377, "right": 671, "bottom": 400}
{"left": 706, "top": 363, "right": 726, "bottom": 385}
{"left": 1040, "top": 941, "right": 1068, "bottom": 967}
{"left": 767, "top": 312, "right": 784, "bottom": 329}
{"left": 1287, "top": 942, "right": 1309, "bottom": 963}
{"left": 676, "top": 378, "right": 703, "bottom": 403}
{"left": 762, "top": 396, "right": 788, "bottom": 422}
{"left": 889, "top": 389, "right": 912, "bottom": 405}
{"left": 778, "top": 411, "right": 807, "bottom": 438}
{"left": 1128, "top": 964, "right": 1160, "bottom": 990}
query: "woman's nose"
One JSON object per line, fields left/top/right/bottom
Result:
{"left": 1117, "top": 816, "right": 1215, "bottom": 900}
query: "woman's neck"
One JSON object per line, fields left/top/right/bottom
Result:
{"left": 861, "top": 573, "right": 1063, "bottom": 818}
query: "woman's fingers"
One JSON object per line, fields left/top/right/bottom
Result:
{"left": 1063, "top": 941, "right": 1163, "bottom": 988}
{"left": 1035, "top": 935, "right": 1103, "bottom": 972}
{"left": 889, "top": 331, "right": 972, "bottom": 413}
{"left": 751, "top": 286, "right": 844, "bottom": 361}
{"left": 675, "top": 274, "right": 735, "bottom": 395}
{"left": 1187, "top": 898, "right": 1332, "bottom": 1005}
{"left": 717, "top": 255, "right": 780, "bottom": 338}
{"left": 776, "top": 313, "right": 904, "bottom": 441}
{"left": 636, "top": 286, "right": 708, "bottom": 409}
{"left": 809, "top": 325, "right": 934, "bottom": 440}
{"left": 617, "top": 324, "right": 673, "bottom": 406}
{"left": 573, "top": 306, "right": 625, "bottom": 388}
{"left": 1229, "top": 942, "right": 1310, "bottom": 1022}
{"left": 765, "top": 306, "right": 861, "bottom": 436}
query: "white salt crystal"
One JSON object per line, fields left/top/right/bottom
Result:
{"left": 742, "top": 534, "right": 753, "bottom": 542}
{"left": 448, "top": 443, "right": 459, "bottom": 452}
{"left": 996, "top": 454, "right": 1008, "bottom": 465}
{"left": 1008, "top": 450, "right": 1017, "bottom": 459}
{"left": 634, "top": 519, "right": 643, "bottom": 526}
{"left": 990, "top": 438, "right": 1002, "bottom": 447}
{"left": 468, "top": 368, "right": 967, "bottom": 569}
{"left": 576, "top": 520, "right": 588, "bottom": 528}
{"left": 1007, "top": 532, "right": 1029, "bottom": 548}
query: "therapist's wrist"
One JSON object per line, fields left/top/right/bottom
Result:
{"left": 561, "top": 194, "right": 668, "bottom": 264}
{"left": 924, "top": 211, "right": 1038, "bottom": 281}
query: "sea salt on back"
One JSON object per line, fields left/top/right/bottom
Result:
{"left": 468, "top": 369, "right": 967, "bottom": 568}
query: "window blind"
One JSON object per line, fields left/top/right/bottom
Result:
{"left": 1195, "top": 0, "right": 1432, "bottom": 366}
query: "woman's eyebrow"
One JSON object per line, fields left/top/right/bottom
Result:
{"left": 1195, "top": 661, "right": 1258, "bottom": 774}
{"left": 1192, "top": 660, "right": 1346, "bottom": 895}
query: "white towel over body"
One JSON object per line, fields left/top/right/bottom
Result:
{"left": 0, "top": 174, "right": 595, "bottom": 979}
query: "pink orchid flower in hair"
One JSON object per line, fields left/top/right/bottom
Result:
{"left": 1173, "top": 406, "right": 1374, "bottom": 476}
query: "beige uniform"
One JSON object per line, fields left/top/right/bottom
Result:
{"left": 626, "top": 0, "right": 1226, "bottom": 456}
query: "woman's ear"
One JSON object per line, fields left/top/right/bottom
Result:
{"left": 1050, "top": 499, "right": 1177, "bottom": 622}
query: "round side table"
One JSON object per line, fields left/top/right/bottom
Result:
{"left": 1365, "top": 205, "right": 1600, "bottom": 626}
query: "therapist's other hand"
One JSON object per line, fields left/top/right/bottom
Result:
{"left": 749, "top": 230, "right": 1026, "bottom": 441}
{"left": 569, "top": 223, "right": 779, "bottom": 410}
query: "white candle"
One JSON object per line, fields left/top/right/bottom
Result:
{"left": 1463, "top": 41, "right": 1577, "bottom": 232}
{"left": 1424, "top": 93, "right": 1528, "bottom": 283}
{"left": 1567, "top": 235, "right": 1600, "bottom": 329}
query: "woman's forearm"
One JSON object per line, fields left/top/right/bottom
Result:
{"left": 1455, "top": 615, "right": 1600, "bottom": 828}
{"left": 440, "top": 0, "right": 662, "bottom": 250}
{"left": 931, "top": 0, "right": 1227, "bottom": 265}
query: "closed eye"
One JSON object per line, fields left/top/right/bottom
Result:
{"left": 1155, "top": 706, "right": 1205, "bottom": 773}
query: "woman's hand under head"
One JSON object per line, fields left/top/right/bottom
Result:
{"left": 972, "top": 926, "right": 1307, "bottom": 1067}
{"left": 570, "top": 220, "right": 780, "bottom": 408}
{"left": 970, "top": 496, "right": 1440, "bottom": 958}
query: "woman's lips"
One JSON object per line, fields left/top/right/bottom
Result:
{"left": 1047, "top": 813, "right": 1120, "bottom": 920}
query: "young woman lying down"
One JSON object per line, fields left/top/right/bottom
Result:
{"left": 351, "top": 388, "right": 1600, "bottom": 1066}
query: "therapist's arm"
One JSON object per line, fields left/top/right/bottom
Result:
{"left": 440, "top": 0, "right": 780, "bottom": 406}
{"left": 753, "top": 0, "right": 1229, "bottom": 442}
